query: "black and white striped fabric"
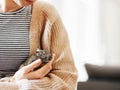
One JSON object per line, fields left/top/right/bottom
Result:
{"left": 0, "top": 5, "right": 31, "bottom": 77}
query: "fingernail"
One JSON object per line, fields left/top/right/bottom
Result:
{"left": 36, "top": 59, "right": 41, "bottom": 62}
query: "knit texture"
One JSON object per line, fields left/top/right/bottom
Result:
{"left": 0, "top": 0, "right": 78, "bottom": 90}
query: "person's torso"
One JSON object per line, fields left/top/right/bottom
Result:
{"left": 0, "top": 5, "right": 32, "bottom": 77}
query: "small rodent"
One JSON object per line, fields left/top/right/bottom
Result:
{"left": 19, "top": 49, "right": 52, "bottom": 69}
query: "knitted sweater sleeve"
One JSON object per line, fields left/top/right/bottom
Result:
{"left": 20, "top": 13, "right": 77, "bottom": 90}
{"left": 24, "top": 16, "right": 78, "bottom": 90}
{"left": 18, "top": 15, "right": 78, "bottom": 90}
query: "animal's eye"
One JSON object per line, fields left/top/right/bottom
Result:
{"left": 42, "top": 51, "right": 46, "bottom": 55}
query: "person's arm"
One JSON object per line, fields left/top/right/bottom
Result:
{"left": 19, "top": 1, "right": 78, "bottom": 89}
{"left": 25, "top": 1, "right": 78, "bottom": 89}
{"left": 18, "top": 15, "right": 78, "bottom": 90}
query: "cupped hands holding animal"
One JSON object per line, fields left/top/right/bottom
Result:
{"left": 10, "top": 54, "right": 55, "bottom": 82}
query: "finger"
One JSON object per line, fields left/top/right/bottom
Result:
{"left": 26, "top": 54, "right": 55, "bottom": 79}
{"left": 9, "top": 76, "right": 15, "bottom": 82}
{"left": 25, "top": 59, "right": 42, "bottom": 72}
{"left": 25, "top": 53, "right": 55, "bottom": 79}
{"left": 27, "top": 63, "right": 52, "bottom": 79}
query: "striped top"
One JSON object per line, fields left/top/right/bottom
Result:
{"left": 0, "top": 5, "right": 31, "bottom": 77}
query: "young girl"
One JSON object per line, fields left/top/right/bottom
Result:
{"left": 0, "top": 0, "right": 78, "bottom": 89}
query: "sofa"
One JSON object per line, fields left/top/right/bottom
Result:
{"left": 77, "top": 64, "right": 120, "bottom": 90}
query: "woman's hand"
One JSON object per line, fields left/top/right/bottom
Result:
{"left": 13, "top": 0, "right": 36, "bottom": 6}
{"left": 10, "top": 54, "right": 55, "bottom": 82}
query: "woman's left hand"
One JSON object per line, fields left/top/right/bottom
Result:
{"left": 10, "top": 54, "right": 55, "bottom": 82}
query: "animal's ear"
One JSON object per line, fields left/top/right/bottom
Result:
{"left": 36, "top": 48, "right": 40, "bottom": 52}
{"left": 36, "top": 48, "right": 40, "bottom": 55}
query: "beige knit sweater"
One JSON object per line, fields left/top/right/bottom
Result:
{"left": 0, "top": 0, "right": 78, "bottom": 90}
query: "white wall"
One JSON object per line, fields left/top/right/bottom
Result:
{"left": 101, "top": 0, "right": 120, "bottom": 66}
{"left": 44, "top": 0, "right": 120, "bottom": 81}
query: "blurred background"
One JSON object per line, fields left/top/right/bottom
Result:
{"left": 43, "top": 0, "right": 120, "bottom": 82}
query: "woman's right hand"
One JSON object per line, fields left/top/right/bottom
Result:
{"left": 10, "top": 54, "right": 55, "bottom": 82}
